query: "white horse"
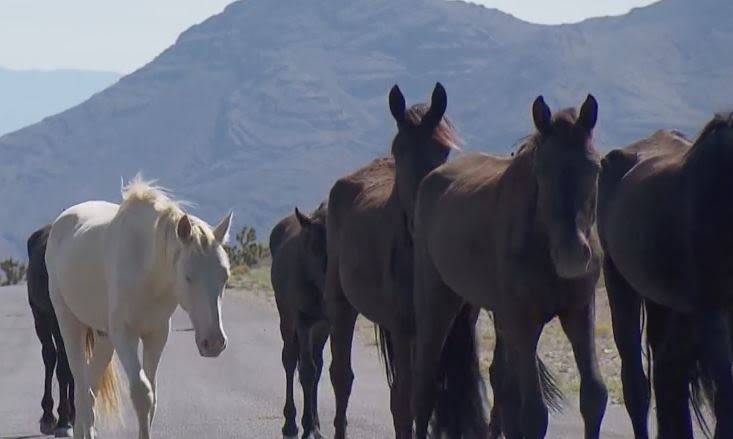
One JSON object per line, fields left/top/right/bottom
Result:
{"left": 45, "top": 175, "right": 233, "bottom": 439}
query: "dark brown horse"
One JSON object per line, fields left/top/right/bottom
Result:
{"left": 270, "top": 203, "right": 329, "bottom": 439}
{"left": 27, "top": 224, "right": 75, "bottom": 437}
{"left": 324, "top": 83, "right": 457, "bottom": 439}
{"left": 412, "top": 95, "right": 607, "bottom": 438}
{"left": 598, "top": 116, "right": 733, "bottom": 439}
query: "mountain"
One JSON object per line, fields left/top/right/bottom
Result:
{"left": 1, "top": 0, "right": 732, "bottom": 257}
{"left": 0, "top": 67, "right": 121, "bottom": 136}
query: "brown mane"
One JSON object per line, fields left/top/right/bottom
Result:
{"left": 403, "top": 103, "right": 461, "bottom": 150}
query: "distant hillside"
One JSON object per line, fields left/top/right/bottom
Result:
{"left": 0, "top": 67, "right": 121, "bottom": 136}
{"left": 1, "top": 0, "right": 731, "bottom": 256}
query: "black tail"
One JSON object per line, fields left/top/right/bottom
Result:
{"left": 375, "top": 324, "right": 395, "bottom": 388}
{"left": 538, "top": 358, "right": 564, "bottom": 412}
{"left": 689, "top": 358, "right": 714, "bottom": 439}
{"left": 430, "top": 305, "right": 489, "bottom": 438}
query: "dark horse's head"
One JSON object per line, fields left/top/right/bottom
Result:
{"left": 529, "top": 95, "right": 601, "bottom": 278}
{"left": 294, "top": 202, "right": 328, "bottom": 291}
{"left": 389, "top": 82, "right": 459, "bottom": 219}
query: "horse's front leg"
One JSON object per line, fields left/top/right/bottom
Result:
{"left": 559, "top": 298, "right": 608, "bottom": 439}
{"left": 141, "top": 320, "right": 170, "bottom": 428}
{"left": 501, "top": 313, "right": 546, "bottom": 439}
{"left": 390, "top": 332, "right": 413, "bottom": 439}
{"left": 111, "top": 320, "right": 154, "bottom": 439}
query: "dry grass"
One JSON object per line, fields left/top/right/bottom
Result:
{"left": 228, "top": 262, "right": 626, "bottom": 404}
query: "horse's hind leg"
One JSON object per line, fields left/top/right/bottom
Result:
{"left": 296, "top": 319, "right": 322, "bottom": 439}
{"left": 53, "top": 317, "right": 75, "bottom": 437}
{"left": 50, "top": 292, "right": 92, "bottom": 439}
{"left": 649, "top": 308, "right": 694, "bottom": 439}
{"left": 698, "top": 310, "right": 733, "bottom": 439}
{"left": 279, "top": 315, "right": 299, "bottom": 439}
{"left": 603, "top": 257, "right": 649, "bottom": 439}
{"left": 311, "top": 320, "right": 329, "bottom": 431}
{"left": 559, "top": 296, "right": 608, "bottom": 439}
{"left": 30, "top": 304, "right": 58, "bottom": 434}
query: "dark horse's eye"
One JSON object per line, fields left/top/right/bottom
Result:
{"left": 185, "top": 275, "right": 192, "bottom": 283}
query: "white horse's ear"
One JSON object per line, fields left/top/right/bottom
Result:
{"left": 177, "top": 215, "right": 193, "bottom": 242}
{"left": 213, "top": 211, "right": 233, "bottom": 244}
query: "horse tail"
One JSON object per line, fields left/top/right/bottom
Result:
{"left": 85, "top": 328, "right": 122, "bottom": 425}
{"left": 374, "top": 324, "right": 395, "bottom": 388}
{"left": 689, "top": 358, "right": 714, "bottom": 438}
{"left": 431, "top": 305, "right": 489, "bottom": 438}
{"left": 538, "top": 358, "right": 564, "bottom": 412}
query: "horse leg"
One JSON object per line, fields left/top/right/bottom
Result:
{"left": 296, "top": 321, "right": 321, "bottom": 439}
{"left": 698, "top": 310, "right": 733, "bottom": 439}
{"left": 390, "top": 332, "right": 413, "bottom": 439}
{"left": 110, "top": 319, "right": 153, "bottom": 439}
{"left": 324, "top": 258, "right": 357, "bottom": 439}
{"left": 559, "top": 298, "right": 609, "bottom": 439}
{"left": 502, "top": 313, "right": 546, "bottom": 439}
{"left": 50, "top": 293, "right": 92, "bottom": 439}
{"left": 649, "top": 308, "right": 693, "bottom": 439}
{"left": 53, "top": 318, "right": 75, "bottom": 435}
{"left": 86, "top": 331, "right": 115, "bottom": 437}
{"left": 326, "top": 295, "right": 357, "bottom": 439}
{"left": 279, "top": 315, "right": 299, "bottom": 439}
{"left": 490, "top": 327, "right": 523, "bottom": 439}
{"left": 30, "top": 304, "right": 58, "bottom": 434}
{"left": 603, "top": 257, "right": 649, "bottom": 439}
{"left": 311, "top": 320, "right": 329, "bottom": 432}
{"left": 411, "top": 287, "right": 463, "bottom": 438}
{"left": 141, "top": 321, "right": 170, "bottom": 429}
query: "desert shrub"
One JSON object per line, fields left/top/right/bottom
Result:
{"left": 1, "top": 257, "right": 27, "bottom": 286}
{"left": 224, "top": 226, "right": 270, "bottom": 268}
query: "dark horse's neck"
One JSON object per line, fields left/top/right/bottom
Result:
{"left": 500, "top": 147, "right": 544, "bottom": 254}
{"left": 682, "top": 124, "right": 733, "bottom": 304}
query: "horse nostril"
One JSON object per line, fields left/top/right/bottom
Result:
{"left": 202, "top": 339, "right": 210, "bottom": 350}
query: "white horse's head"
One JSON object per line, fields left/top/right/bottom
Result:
{"left": 173, "top": 211, "right": 233, "bottom": 357}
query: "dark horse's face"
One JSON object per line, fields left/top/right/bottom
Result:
{"left": 532, "top": 95, "right": 601, "bottom": 279}
{"left": 295, "top": 204, "right": 328, "bottom": 291}
{"left": 389, "top": 83, "right": 454, "bottom": 217}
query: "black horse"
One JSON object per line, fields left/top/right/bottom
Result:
{"left": 270, "top": 204, "right": 329, "bottom": 439}
{"left": 27, "top": 224, "right": 75, "bottom": 437}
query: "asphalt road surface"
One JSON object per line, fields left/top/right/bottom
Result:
{"left": 1, "top": 284, "right": 671, "bottom": 438}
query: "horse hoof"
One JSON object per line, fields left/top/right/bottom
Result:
{"left": 283, "top": 435, "right": 298, "bottom": 439}
{"left": 54, "top": 425, "right": 73, "bottom": 437}
{"left": 40, "top": 416, "right": 57, "bottom": 435}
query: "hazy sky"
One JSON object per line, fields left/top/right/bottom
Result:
{"left": 0, "top": 0, "right": 658, "bottom": 73}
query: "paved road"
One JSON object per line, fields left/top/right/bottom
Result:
{"left": 1, "top": 284, "right": 657, "bottom": 438}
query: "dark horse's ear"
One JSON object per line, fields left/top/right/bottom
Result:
{"left": 294, "top": 207, "right": 312, "bottom": 229}
{"left": 577, "top": 94, "right": 598, "bottom": 131}
{"left": 421, "top": 82, "right": 448, "bottom": 130}
{"left": 532, "top": 95, "right": 552, "bottom": 134}
{"left": 389, "top": 85, "right": 406, "bottom": 125}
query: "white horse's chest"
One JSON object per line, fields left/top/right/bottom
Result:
{"left": 116, "top": 286, "right": 178, "bottom": 333}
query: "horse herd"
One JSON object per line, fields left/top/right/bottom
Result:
{"left": 22, "top": 82, "right": 733, "bottom": 439}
